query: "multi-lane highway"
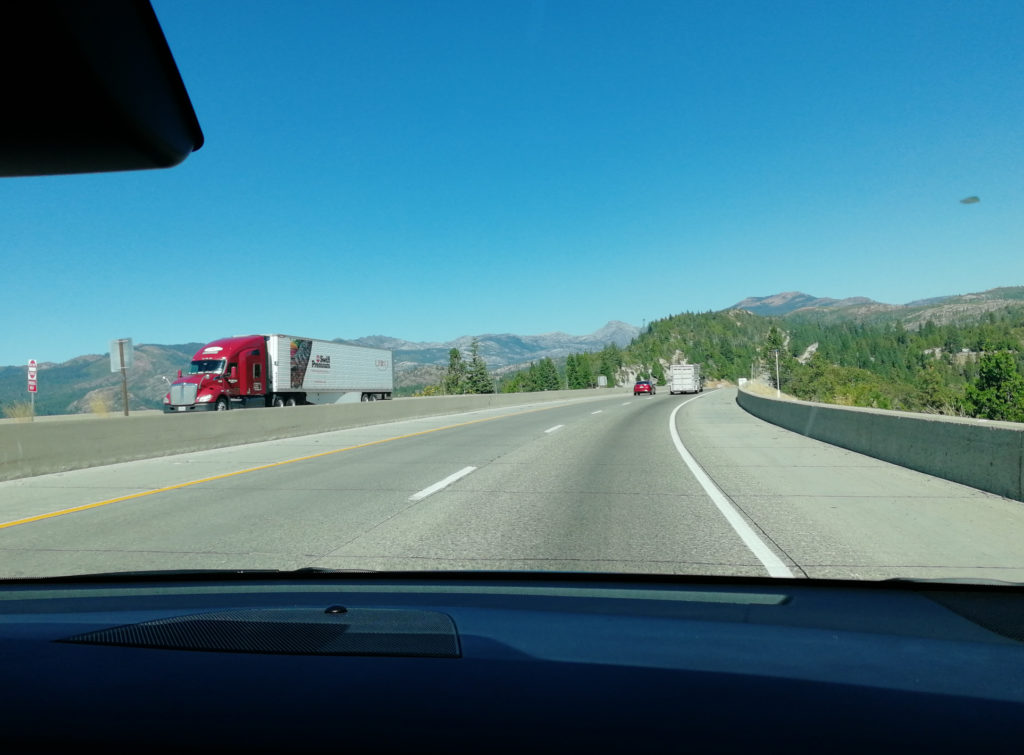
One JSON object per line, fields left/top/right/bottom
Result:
{"left": 3, "top": 388, "right": 1024, "bottom": 581}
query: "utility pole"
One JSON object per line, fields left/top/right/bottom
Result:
{"left": 773, "top": 349, "right": 780, "bottom": 398}
{"left": 118, "top": 340, "right": 129, "bottom": 416}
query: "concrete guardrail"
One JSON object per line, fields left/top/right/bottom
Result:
{"left": 0, "top": 389, "right": 617, "bottom": 482}
{"left": 736, "top": 385, "right": 1024, "bottom": 502}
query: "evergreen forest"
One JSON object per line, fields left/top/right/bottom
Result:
{"left": 429, "top": 307, "right": 1024, "bottom": 423}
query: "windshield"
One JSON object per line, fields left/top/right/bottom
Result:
{"left": 0, "top": 1, "right": 1022, "bottom": 584}
{"left": 188, "top": 359, "right": 226, "bottom": 375}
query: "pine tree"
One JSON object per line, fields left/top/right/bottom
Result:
{"left": 916, "top": 362, "right": 954, "bottom": 412}
{"left": 576, "top": 353, "right": 595, "bottom": 388}
{"left": 964, "top": 351, "right": 1024, "bottom": 421}
{"left": 565, "top": 354, "right": 580, "bottom": 389}
{"left": 466, "top": 339, "right": 493, "bottom": 394}
{"left": 598, "top": 345, "right": 623, "bottom": 387}
{"left": 501, "top": 372, "right": 526, "bottom": 393}
{"left": 651, "top": 361, "right": 665, "bottom": 384}
{"left": 441, "top": 348, "right": 467, "bottom": 395}
{"left": 536, "top": 357, "right": 561, "bottom": 390}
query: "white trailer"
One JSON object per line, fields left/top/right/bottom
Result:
{"left": 267, "top": 334, "right": 393, "bottom": 404}
{"left": 668, "top": 363, "right": 702, "bottom": 395}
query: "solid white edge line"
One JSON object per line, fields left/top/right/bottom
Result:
{"left": 591, "top": 410, "right": 603, "bottom": 415}
{"left": 544, "top": 424, "right": 565, "bottom": 434}
{"left": 408, "top": 466, "right": 477, "bottom": 502}
{"left": 670, "top": 396, "right": 795, "bottom": 578}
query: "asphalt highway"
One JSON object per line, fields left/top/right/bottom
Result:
{"left": 3, "top": 388, "right": 1024, "bottom": 581}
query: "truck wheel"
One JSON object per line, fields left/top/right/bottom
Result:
{"left": 273, "top": 396, "right": 285, "bottom": 407}
{"left": 285, "top": 397, "right": 297, "bottom": 407}
{"left": 361, "top": 393, "right": 376, "bottom": 402}
{"left": 215, "top": 397, "right": 229, "bottom": 411}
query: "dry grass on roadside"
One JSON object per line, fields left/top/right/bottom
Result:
{"left": 88, "top": 394, "right": 113, "bottom": 415}
{"left": 741, "top": 380, "right": 796, "bottom": 400}
{"left": 2, "top": 401, "right": 36, "bottom": 422}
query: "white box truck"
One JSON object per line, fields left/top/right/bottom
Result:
{"left": 668, "top": 363, "right": 702, "bottom": 395}
{"left": 164, "top": 334, "right": 393, "bottom": 411}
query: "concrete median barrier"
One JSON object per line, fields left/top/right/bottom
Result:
{"left": 736, "top": 385, "right": 1024, "bottom": 502}
{"left": 0, "top": 389, "right": 616, "bottom": 482}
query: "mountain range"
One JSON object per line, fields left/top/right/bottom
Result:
{"left": 728, "top": 286, "right": 1024, "bottom": 327}
{"left": 337, "top": 321, "right": 642, "bottom": 388}
{"left": 343, "top": 320, "right": 640, "bottom": 369}
{"left": 728, "top": 292, "right": 882, "bottom": 316}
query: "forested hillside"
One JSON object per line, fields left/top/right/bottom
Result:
{"left": 479, "top": 306, "right": 1024, "bottom": 422}
{"left": 781, "top": 308, "right": 1024, "bottom": 417}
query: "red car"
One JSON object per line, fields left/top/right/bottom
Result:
{"left": 633, "top": 380, "right": 655, "bottom": 396}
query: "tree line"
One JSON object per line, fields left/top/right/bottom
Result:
{"left": 771, "top": 308, "right": 1024, "bottom": 420}
{"left": 418, "top": 307, "right": 1024, "bottom": 422}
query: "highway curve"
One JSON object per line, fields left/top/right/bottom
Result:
{"left": 2, "top": 388, "right": 1024, "bottom": 581}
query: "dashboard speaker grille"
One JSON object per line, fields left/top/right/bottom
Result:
{"left": 58, "top": 607, "right": 460, "bottom": 657}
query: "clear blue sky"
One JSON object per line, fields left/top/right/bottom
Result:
{"left": 2, "top": 1, "right": 1021, "bottom": 366}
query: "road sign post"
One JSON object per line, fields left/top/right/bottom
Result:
{"left": 110, "top": 338, "right": 133, "bottom": 416}
{"left": 27, "top": 359, "right": 37, "bottom": 421}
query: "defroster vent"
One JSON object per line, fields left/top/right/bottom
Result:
{"left": 58, "top": 606, "right": 460, "bottom": 657}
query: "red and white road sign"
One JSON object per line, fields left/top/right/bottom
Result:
{"left": 28, "top": 379, "right": 37, "bottom": 393}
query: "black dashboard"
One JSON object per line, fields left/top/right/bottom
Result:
{"left": 3, "top": 571, "right": 1024, "bottom": 751}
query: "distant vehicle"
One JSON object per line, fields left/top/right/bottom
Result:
{"left": 668, "top": 363, "right": 702, "bottom": 395}
{"left": 633, "top": 380, "right": 655, "bottom": 396}
{"left": 164, "top": 334, "right": 393, "bottom": 412}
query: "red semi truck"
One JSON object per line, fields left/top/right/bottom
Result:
{"left": 164, "top": 334, "right": 393, "bottom": 412}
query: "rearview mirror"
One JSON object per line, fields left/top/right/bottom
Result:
{"left": 0, "top": 1, "right": 203, "bottom": 177}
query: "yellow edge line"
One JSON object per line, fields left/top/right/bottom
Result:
{"left": 0, "top": 404, "right": 567, "bottom": 531}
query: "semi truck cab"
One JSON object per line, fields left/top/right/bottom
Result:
{"left": 164, "top": 335, "right": 268, "bottom": 412}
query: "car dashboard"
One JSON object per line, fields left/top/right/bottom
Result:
{"left": 3, "top": 571, "right": 1024, "bottom": 751}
